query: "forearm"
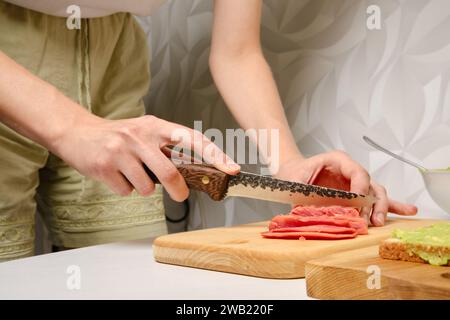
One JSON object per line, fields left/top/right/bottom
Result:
{"left": 210, "top": 51, "right": 303, "bottom": 168}
{"left": 0, "top": 51, "right": 97, "bottom": 152}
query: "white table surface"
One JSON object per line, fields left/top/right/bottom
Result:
{"left": 0, "top": 238, "right": 308, "bottom": 300}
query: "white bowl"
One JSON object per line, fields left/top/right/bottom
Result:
{"left": 420, "top": 170, "right": 450, "bottom": 215}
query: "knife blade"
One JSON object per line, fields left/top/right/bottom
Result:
{"left": 144, "top": 164, "right": 376, "bottom": 208}
{"left": 226, "top": 171, "right": 376, "bottom": 208}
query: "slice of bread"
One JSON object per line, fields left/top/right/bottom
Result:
{"left": 379, "top": 238, "right": 450, "bottom": 266}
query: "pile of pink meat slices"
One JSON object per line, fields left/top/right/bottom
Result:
{"left": 261, "top": 205, "right": 368, "bottom": 240}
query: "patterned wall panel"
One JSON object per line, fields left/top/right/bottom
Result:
{"left": 137, "top": 0, "right": 450, "bottom": 230}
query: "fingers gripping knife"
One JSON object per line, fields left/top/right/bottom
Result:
{"left": 144, "top": 164, "right": 376, "bottom": 208}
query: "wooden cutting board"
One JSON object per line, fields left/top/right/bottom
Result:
{"left": 306, "top": 245, "right": 450, "bottom": 300}
{"left": 153, "top": 218, "right": 441, "bottom": 279}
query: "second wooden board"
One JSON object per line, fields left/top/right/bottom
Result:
{"left": 306, "top": 245, "right": 450, "bottom": 299}
{"left": 153, "top": 218, "right": 441, "bottom": 279}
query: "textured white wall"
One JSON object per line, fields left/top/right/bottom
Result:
{"left": 137, "top": 0, "right": 450, "bottom": 231}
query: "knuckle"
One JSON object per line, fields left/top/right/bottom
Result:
{"left": 143, "top": 114, "right": 157, "bottom": 122}
{"left": 362, "top": 169, "right": 370, "bottom": 179}
{"left": 145, "top": 115, "right": 168, "bottom": 138}
{"left": 143, "top": 115, "right": 159, "bottom": 128}
{"left": 357, "top": 170, "right": 371, "bottom": 183}
{"left": 119, "top": 125, "right": 139, "bottom": 138}
{"left": 140, "top": 183, "right": 155, "bottom": 196}
{"left": 93, "top": 156, "right": 112, "bottom": 177}
{"left": 160, "top": 167, "right": 180, "bottom": 184}
{"left": 358, "top": 166, "right": 369, "bottom": 175}
{"left": 119, "top": 186, "right": 133, "bottom": 196}
{"left": 105, "top": 137, "right": 124, "bottom": 154}
{"left": 351, "top": 164, "right": 369, "bottom": 177}
{"left": 378, "top": 185, "right": 387, "bottom": 194}
{"left": 108, "top": 181, "right": 132, "bottom": 196}
{"left": 136, "top": 175, "right": 155, "bottom": 195}
{"left": 334, "top": 150, "right": 349, "bottom": 158}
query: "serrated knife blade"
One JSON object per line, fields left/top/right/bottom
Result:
{"left": 226, "top": 171, "right": 377, "bottom": 208}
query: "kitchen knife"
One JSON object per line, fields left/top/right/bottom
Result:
{"left": 145, "top": 163, "right": 377, "bottom": 208}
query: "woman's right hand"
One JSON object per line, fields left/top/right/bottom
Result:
{"left": 51, "top": 115, "right": 240, "bottom": 201}
{"left": 0, "top": 50, "right": 240, "bottom": 197}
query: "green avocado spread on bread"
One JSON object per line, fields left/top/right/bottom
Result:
{"left": 392, "top": 223, "right": 450, "bottom": 266}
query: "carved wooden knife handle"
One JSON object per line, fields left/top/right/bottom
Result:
{"left": 144, "top": 163, "right": 230, "bottom": 201}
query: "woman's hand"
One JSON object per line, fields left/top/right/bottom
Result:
{"left": 275, "top": 151, "right": 417, "bottom": 226}
{"left": 0, "top": 50, "right": 239, "bottom": 201}
{"left": 52, "top": 115, "right": 240, "bottom": 201}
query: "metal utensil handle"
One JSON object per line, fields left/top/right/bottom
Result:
{"left": 363, "top": 136, "right": 427, "bottom": 171}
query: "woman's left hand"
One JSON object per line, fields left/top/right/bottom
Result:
{"left": 274, "top": 151, "right": 418, "bottom": 226}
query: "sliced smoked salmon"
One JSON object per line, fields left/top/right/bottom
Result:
{"left": 291, "top": 205, "right": 360, "bottom": 217}
{"left": 261, "top": 231, "right": 358, "bottom": 240}
{"left": 263, "top": 205, "right": 369, "bottom": 240}
{"left": 269, "top": 225, "right": 357, "bottom": 234}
